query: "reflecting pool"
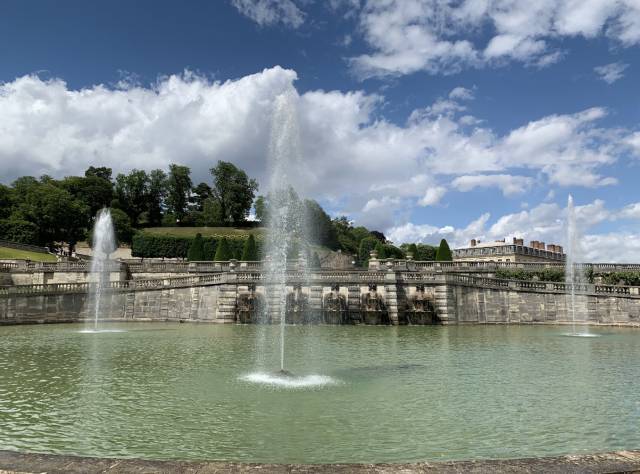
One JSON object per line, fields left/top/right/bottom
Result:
{"left": 0, "top": 323, "right": 638, "bottom": 463}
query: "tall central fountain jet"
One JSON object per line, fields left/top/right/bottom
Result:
{"left": 264, "top": 90, "right": 304, "bottom": 372}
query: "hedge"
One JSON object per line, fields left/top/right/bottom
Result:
{"left": 132, "top": 232, "right": 263, "bottom": 259}
{"left": 495, "top": 268, "right": 565, "bottom": 282}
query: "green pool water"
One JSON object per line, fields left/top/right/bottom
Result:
{"left": 0, "top": 323, "right": 639, "bottom": 463}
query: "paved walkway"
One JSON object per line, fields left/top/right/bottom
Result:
{"left": 1, "top": 449, "right": 640, "bottom": 473}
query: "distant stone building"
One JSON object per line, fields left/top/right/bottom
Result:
{"left": 453, "top": 237, "right": 565, "bottom": 263}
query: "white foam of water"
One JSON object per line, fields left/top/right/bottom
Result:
{"left": 240, "top": 372, "right": 338, "bottom": 388}
{"left": 78, "top": 329, "right": 127, "bottom": 334}
{"left": 561, "top": 332, "right": 601, "bottom": 338}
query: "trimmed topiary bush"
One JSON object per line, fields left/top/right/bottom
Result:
{"left": 241, "top": 234, "right": 258, "bottom": 260}
{"left": 214, "top": 237, "right": 233, "bottom": 261}
{"left": 435, "top": 239, "right": 452, "bottom": 261}
{"left": 187, "top": 233, "right": 205, "bottom": 261}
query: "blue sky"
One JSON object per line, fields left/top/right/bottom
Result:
{"left": 1, "top": 0, "right": 640, "bottom": 261}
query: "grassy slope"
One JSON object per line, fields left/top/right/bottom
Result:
{"left": 0, "top": 247, "right": 57, "bottom": 262}
{"left": 142, "top": 227, "right": 265, "bottom": 238}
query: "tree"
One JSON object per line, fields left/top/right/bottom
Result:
{"left": 85, "top": 166, "right": 113, "bottom": 182}
{"left": 0, "top": 184, "right": 13, "bottom": 219}
{"left": 370, "top": 230, "right": 387, "bottom": 243}
{"left": 187, "top": 233, "right": 205, "bottom": 261}
{"left": 358, "top": 236, "right": 379, "bottom": 267}
{"left": 147, "top": 169, "right": 168, "bottom": 227}
{"left": 13, "top": 182, "right": 88, "bottom": 247}
{"left": 436, "top": 239, "right": 453, "bottom": 261}
{"left": 254, "top": 195, "right": 267, "bottom": 222}
{"left": 304, "top": 199, "right": 339, "bottom": 249}
{"left": 166, "top": 164, "right": 192, "bottom": 222}
{"left": 210, "top": 161, "right": 258, "bottom": 225}
{"left": 407, "top": 243, "right": 418, "bottom": 258}
{"left": 241, "top": 234, "right": 258, "bottom": 260}
{"left": 202, "top": 198, "right": 222, "bottom": 226}
{"left": 109, "top": 208, "right": 135, "bottom": 245}
{"left": 0, "top": 216, "right": 38, "bottom": 244}
{"left": 60, "top": 175, "right": 114, "bottom": 220}
{"left": 214, "top": 237, "right": 232, "bottom": 261}
{"left": 113, "top": 170, "right": 149, "bottom": 227}
{"left": 190, "top": 182, "right": 212, "bottom": 212}
{"left": 374, "top": 241, "right": 387, "bottom": 259}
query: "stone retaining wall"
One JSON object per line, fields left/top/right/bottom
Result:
{"left": 2, "top": 271, "right": 640, "bottom": 326}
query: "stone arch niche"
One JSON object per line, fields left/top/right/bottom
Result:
{"left": 360, "top": 283, "right": 389, "bottom": 325}
{"left": 405, "top": 284, "right": 440, "bottom": 325}
{"left": 285, "top": 283, "right": 312, "bottom": 324}
{"left": 236, "top": 284, "right": 267, "bottom": 324}
{"left": 322, "top": 283, "right": 348, "bottom": 324}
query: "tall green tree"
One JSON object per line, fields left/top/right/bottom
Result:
{"left": 254, "top": 195, "right": 267, "bottom": 222}
{"left": 14, "top": 182, "right": 88, "bottom": 247}
{"left": 60, "top": 175, "right": 114, "bottom": 219}
{"left": 147, "top": 169, "right": 168, "bottom": 226}
{"left": 358, "top": 236, "right": 379, "bottom": 267}
{"left": 85, "top": 166, "right": 113, "bottom": 182}
{"left": 113, "top": 170, "right": 149, "bottom": 227}
{"left": 304, "top": 199, "right": 339, "bottom": 249}
{"left": 166, "top": 164, "right": 192, "bottom": 222}
{"left": 436, "top": 239, "right": 453, "bottom": 261}
{"left": 210, "top": 161, "right": 258, "bottom": 225}
{"left": 187, "top": 233, "right": 205, "bottom": 261}
{"left": 241, "top": 234, "right": 258, "bottom": 260}
{"left": 109, "top": 208, "right": 135, "bottom": 245}
{"left": 0, "top": 184, "right": 13, "bottom": 219}
{"left": 214, "top": 237, "right": 233, "bottom": 261}
{"left": 374, "top": 241, "right": 387, "bottom": 259}
{"left": 202, "top": 198, "right": 222, "bottom": 226}
{"left": 190, "top": 182, "right": 212, "bottom": 212}
{"left": 407, "top": 243, "right": 418, "bottom": 258}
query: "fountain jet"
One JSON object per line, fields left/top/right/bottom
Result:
{"left": 565, "top": 195, "right": 590, "bottom": 336}
{"left": 89, "top": 209, "right": 117, "bottom": 331}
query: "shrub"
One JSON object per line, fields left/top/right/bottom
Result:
{"left": 131, "top": 232, "right": 261, "bottom": 259}
{"left": 187, "top": 233, "right": 205, "bottom": 261}
{"left": 435, "top": 239, "right": 452, "bottom": 261}
{"left": 241, "top": 234, "right": 258, "bottom": 260}
{"left": 495, "top": 268, "right": 565, "bottom": 282}
{"left": 0, "top": 217, "right": 38, "bottom": 244}
{"left": 214, "top": 237, "right": 233, "bottom": 261}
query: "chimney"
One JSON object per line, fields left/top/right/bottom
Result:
{"left": 470, "top": 239, "right": 476, "bottom": 247}
{"left": 539, "top": 242, "right": 545, "bottom": 250}
{"left": 547, "top": 244, "right": 556, "bottom": 253}
{"left": 513, "top": 238, "right": 523, "bottom": 246}
{"left": 557, "top": 245, "right": 563, "bottom": 254}
{"left": 530, "top": 240, "right": 538, "bottom": 248}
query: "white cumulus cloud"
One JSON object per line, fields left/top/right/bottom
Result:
{"left": 348, "top": 0, "right": 640, "bottom": 78}
{"left": 231, "top": 0, "right": 305, "bottom": 28}
{"left": 594, "top": 62, "right": 629, "bottom": 83}
{"left": 452, "top": 174, "right": 534, "bottom": 196}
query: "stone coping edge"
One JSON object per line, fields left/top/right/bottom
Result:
{"left": 1, "top": 449, "right": 640, "bottom": 473}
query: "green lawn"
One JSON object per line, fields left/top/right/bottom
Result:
{"left": 142, "top": 227, "right": 265, "bottom": 238}
{"left": 0, "top": 247, "right": 57, "bottom": 262}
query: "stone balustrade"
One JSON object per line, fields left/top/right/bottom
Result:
{"left": 4, "top": 258, "right": 640, "bottom": 276}
{"left": 2, "top": 269, "right": 639, "bottom": 299}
